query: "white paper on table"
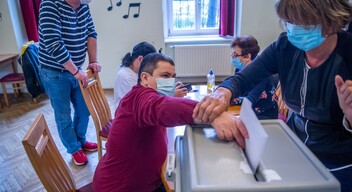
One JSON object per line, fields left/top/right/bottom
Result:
{"left": 239, "top": 98, "right": 268, "bottom": 173}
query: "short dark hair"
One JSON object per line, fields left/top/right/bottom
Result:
{"left": 231, "top": 35, "right": 260, "bottom": 60}
{"left": 137, "top": 53, "right": 175, "bottom": 83}
{"left": 121, "top": 41, "right": 157, "bottom": 67}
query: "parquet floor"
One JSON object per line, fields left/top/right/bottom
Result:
{"left": 0, "top": 90, "right": 114, "bottom": 192}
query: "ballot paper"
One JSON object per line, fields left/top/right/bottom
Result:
{"left": 239, "top": 98, "right": 268, "bottom": 173}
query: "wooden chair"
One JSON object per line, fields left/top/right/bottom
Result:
{"left": 0, "top": 72, "right": 26, "bottom": 107}
{"left": 79, "top": 69, "right": 112, "bottom": 159}
{"left": 161, "top": 159, "right": 175, "bottom": 192}
{"left": 275, "top": 83, "right": 289, "bottom": 122}
{"left": 22, "top": 114, "right": 92, "bottom": 192}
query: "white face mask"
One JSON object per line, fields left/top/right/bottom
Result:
{"left": 156, "top": 78, "right": 176, "bottom": 96}
{"left": 80, "top": 0, "right": 92, "bottom": 4}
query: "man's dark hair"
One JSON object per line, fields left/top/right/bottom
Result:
{"left": 231, "top": 35, "right": 260, "bottom": 60}
{"left": 137, "top": 53, "right": 175, "bottom": 83}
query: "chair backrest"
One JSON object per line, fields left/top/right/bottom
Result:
{"left": 79, "top": 70, "right": 111, "bottom": 138}
{"left": 22, "top": 114, "right": 77, "bottom": 191}
{"left": 275, "top": 83, "right": 289, "bottom": 119}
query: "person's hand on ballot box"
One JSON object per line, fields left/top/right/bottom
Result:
{"left": 211, "top": 111, "right": 248, "bottom": 149}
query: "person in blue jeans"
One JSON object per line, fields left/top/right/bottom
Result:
{"left": 38, "top": 0, "right": 101, "bottom": 165}
{"left": 230, "top": 36, "right": 279, "bottom": 120}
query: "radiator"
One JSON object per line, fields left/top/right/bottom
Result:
{"left": 173, "top": 44, "right": 233, "bottom": 77}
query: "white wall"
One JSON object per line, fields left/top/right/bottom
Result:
{"left": 0, "top": 0, "right": 18, "bottom": 54}
{"left": 0, "top": 0, "right": 27, "bottom": 80}
{"left": 1, "top": 0, "right": 283, "bottom": 88}
{"left": 89, "top": 0, "right": 164, "bottom": 88}
{"left": 238, "top": 0, "right": 283, "bottom": 50}
{"left": 8, "top": 0, "right": 27, "bottom": 51}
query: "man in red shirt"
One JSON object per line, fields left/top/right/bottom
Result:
{"left": 93, "top": 53, "right": 244, "bottom": 191}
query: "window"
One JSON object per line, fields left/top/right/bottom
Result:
{"left": 167, "top": 0, "right": 220, "bottom": 36}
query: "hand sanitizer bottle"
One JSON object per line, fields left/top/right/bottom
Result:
{"left": 207, "top": 69, "right": 215, "bottom": 93}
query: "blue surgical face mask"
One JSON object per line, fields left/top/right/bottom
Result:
{"left": 285, "top": 22, "right": 325, "bottom": 51}
{"left": 156, "top": 78, "right": 175, "bottom": 96}
{"left": 231, "top": 58, "right": 244, "bottom": 70}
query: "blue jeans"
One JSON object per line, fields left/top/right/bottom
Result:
{"left": 40, "top": 67, "right": 90, "bottom": 154}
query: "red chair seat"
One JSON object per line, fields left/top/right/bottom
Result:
{"left": 99, "top": 119, "right": 113, "bottom": 138}
{"left": 0, "top": 73, "right": 25, "bottom": 82}
{"left": 0, "top": 73, "right": 26, "bottom": 107}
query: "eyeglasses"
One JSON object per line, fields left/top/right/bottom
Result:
{"left": 231, "top": 53, "right": 246, "bottom": 58}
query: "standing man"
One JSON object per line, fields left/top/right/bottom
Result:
{"left": 38, "top": 0, "right": 101, "bottom": 166}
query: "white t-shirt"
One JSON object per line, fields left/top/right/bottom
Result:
{"left": 113, "top": 67, "right": 138, "bottom": 109}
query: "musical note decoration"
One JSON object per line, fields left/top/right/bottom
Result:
{"left": 107, "top": 0, "right": 122, "bottom": 11}
{"left": 107, "top": 0, "right": 113, "bottom": 11}
{"left": 106, "top": 0, "right": 142, "bottom": 19}
{"left": 123, "top": 3, "right": 141, "bottom": 19}
{"left": 116, "top": 0, "right": 122, "bottom": 6}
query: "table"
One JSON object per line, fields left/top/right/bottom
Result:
{"left": 0, "top": 54, "right": 19, "bottom": 73}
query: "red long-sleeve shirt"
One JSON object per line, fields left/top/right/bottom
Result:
{"left": 93, "top": 85, "right": 197, "bottom": 192}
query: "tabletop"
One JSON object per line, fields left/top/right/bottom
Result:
{"left": 0, "top": 54, "right": 19, "bottom": 73}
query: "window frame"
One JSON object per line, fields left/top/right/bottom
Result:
{"left": 167, "top": 0, "right": 220, "bottom": 37}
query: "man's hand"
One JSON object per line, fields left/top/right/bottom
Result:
{"left": 75, "top": 70, "right": 89, "bottom": 88}
{"left": 193, "top": 87, "right": 231, "bottom": 123}
{"left": 87, "top": 62, "right": 101, "bottom": 73}
{"left": 335, "top": 75, "right": 352, "bottom": 125}
{"left": 174, "top": 81, "right": 188, "bottom": 97}
{"left": 211, "top": 111, "right": 248, "bottom": 148}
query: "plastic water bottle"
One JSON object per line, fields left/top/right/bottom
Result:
{"left": 207, "top": 69, "right": 215, "bottom": 93}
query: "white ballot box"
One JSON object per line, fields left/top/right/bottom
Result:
{"left": 171, "top": 120, "right": 340, "bottom": 192}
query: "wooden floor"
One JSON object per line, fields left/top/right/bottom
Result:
{"left": 0, "top": 90, "right": 114, "bottom": 192}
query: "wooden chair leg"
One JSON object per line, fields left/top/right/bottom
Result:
{"left": 12, "top": 83, "right": 22, "bottom": 95}
{"left": 98, "top": 138, "right": 102, "bottom": 160}
{"left": 15, "top": 83, "right": 22, "bottom": 95}
{"left": 1, "top": 83, "right": 9, "bottom": 108}
{"left": 12, "top": 83, "right": 18, "bottom": 98}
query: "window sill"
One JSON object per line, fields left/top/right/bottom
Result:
{"left": 165, "top": 35, "right": 233, "bottom": 44}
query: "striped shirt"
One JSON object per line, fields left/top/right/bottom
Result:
{"left": 38, "top": 0, "right": 97, "bottom": 70}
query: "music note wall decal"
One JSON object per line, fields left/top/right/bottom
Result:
{"left": 107, "top": 0, "right": 122, "bottom": 11}
{"left": 107, "top": 0, "right": 113, "bottom": 11}
{"left": 116, "top": 0, "right": 122, "bottom": 6}
{"left": 123, "top": 3, "right": 141, "bottom": 19}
